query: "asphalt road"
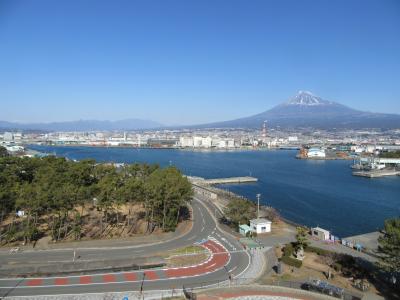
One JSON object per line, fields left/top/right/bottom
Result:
{"left": 0, "top": 199, "right": 209, "bottom": 265}
{"left": 0, "top": 197, "right": 250, "bottom": 297}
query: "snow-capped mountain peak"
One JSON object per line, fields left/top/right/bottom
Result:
{"left": 285, "top": 91, "right": 332, "bottom": 106}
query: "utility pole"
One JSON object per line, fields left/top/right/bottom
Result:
{"left": 256, "top": 193, "right": 261, "bottom": 219}
{"left": 140, "top": 272, "right": 146, "bottom": 299}
{"left": 223, "top": 266, "right": 232, "bottom": 286}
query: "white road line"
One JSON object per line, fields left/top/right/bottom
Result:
{"left": 228, "top": 266, "right": 237, "bottom": 273}
{"left": 205, "top": 262, "right": 216, "bottom": 269}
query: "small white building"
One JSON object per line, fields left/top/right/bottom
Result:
{"left": 5, "top": 145, "right": 24, "bottom": 153}
{"left": 193, "top": 136, "right": 203, "bottom": 148}
{"left": 227, "top": 139, "right": 235, "bottom": 148}
{"left": 179, "top": 136, "right": 194, "bottom": 148}
{"left": 3, "top": 132, "right": 13, "bottom": 141}
{"left": 311, "top": 227, "right": 330, "bottom": 240}
{"left": 250, "top": 218, "right": 272, "bottom": 234}
{"left": 217, "top": 140, "right": 227, "bottom": 148}
{"left": 202, "top": 136, "right": 212, "bottom": 148}
{"left": 307, "top": 148, "right": 326, "bottom": 158}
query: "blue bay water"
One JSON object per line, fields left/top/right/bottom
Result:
{"left": 28, "top": 145, "right": 400, "bottom": 237}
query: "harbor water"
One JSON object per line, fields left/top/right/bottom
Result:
{"left": 28, "top": 145, "right": 400, "bottom": 237}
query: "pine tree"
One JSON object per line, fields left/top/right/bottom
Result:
{"left": 378, "top": 218, "right": 400, "bottom": 273}
{"left": 295, "top": 226, "right": 309, "bottom": 259}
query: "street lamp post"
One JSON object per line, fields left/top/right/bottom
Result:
{"left": 140, "top": 272, "right": 146, "bottom": 299}
{"left": 223, "top": 266, "right": 232, "bottom": 286}
{"left": 256, "top": 193, "right": 261, "bottom": 219}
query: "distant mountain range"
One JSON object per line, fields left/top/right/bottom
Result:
{"left": 1, "top": 91, "right": 399, "bottom": 131}
{"left": 0, "top": 119, "right": 163, "bottom": 132}
{"left": 194, "top": 91, "right": 400, "bottom": 130}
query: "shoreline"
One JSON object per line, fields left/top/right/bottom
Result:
{"left": 23, "top": 145, "right": 394, "bottom": 238}
{"left": 199, "top": 182, "right": 382, "bottom": 261}
{"left": 195, "top": 180, "right": 380, "bottom": 240}
{"left": 296, "top": 155, "right": 353, "bottom": 160}
{"left": 26, "top": 143, "right": 296, "bottom": 152}
{"left": 192, "top": 179, "right": 299, "bottom": 228}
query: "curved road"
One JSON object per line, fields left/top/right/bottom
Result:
{"left": 0, "top": 197, "right": 250, "bottom": 297}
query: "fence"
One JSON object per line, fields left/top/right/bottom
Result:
{"left": 269, "top": 280, "right": 363, "bottom": 300}
{"left": 177, "top": 278, "right": 363, "bottom": 300}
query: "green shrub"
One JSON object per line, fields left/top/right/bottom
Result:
{"left": 280, "top": 243, "right": 302, "bottom": 268}
{"left": 333, "top": 262, "right": 342, "bottom": 272}
{"left": 280, "top": 255, "right": 302, "bottom": 268}
{"left": 283, "top": 243, "right": 294, "bottom": 257}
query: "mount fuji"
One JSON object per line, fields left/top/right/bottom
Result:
{"left": 196, "top": 91, "right": 400, "bottom": 130}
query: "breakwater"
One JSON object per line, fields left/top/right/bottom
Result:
{"left": 190, "top": 176, "right": 258, "bottom": 185}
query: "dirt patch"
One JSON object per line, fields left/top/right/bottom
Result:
{"left": 1, "top": 204, "right": 193, "bottom": 250}
{"left": 260, "top": 247, "right": 377, "bottom": 296}
{"left": 166, "top": 253, "right": 209, "bottom": 268}
{"left": 162, "top": 245, "right": 210, "bottom": 268}
{"left": 271, "top": 220, "right": 296, "bottom": 235}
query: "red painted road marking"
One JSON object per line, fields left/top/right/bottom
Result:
{"left": 205, "top": 262, "right": 217, "bottom": 269}
{"left": 123, "top": 272, "right": 137, "bottom": 281}
{"left": 54, "top": 278, "right": 68, "bottom": 285}
{"left": 25, "top": 279, "right": 43, "bottom": 286}
{"left": 144, "top": 270, "right": 158, "bottom": 280}
{"left": 165, "top": 266, "right": 200, "bottom": 278}
{"left": 79, "top": 276, "right": 92, "bottom": 284}
{"left": 103, "top": 274, "right": 116, "bottom": 283}
{"left": 13, "top": 240, "right": 230, "bottom": 288}
{"left": 166, "top": 240, "right": 230, "bottom": 278}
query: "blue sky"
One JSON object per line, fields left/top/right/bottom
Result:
{"left": 1, "top": 0, "right": 399, "bottom": 125}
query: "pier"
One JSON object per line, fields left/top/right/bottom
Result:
{"left": 359, "top": 157, "right": 400, "bottom": 164}
{"left": 202, "top": 176, "right": 258, "bottom": 184}
{"left": 188, "top": 176, "right": 258, "bottom": 185}
{"left": 352, "top": 169, "right": 400, "bottom": 178}
{"left": 352, "top": 157, "right": 400, "bottom": 178}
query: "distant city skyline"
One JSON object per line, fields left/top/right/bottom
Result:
{"left": 1, "top": 0, "right": 399, "bottom": 125}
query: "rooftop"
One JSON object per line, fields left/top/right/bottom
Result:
{"left": 239, "top": 224, "right": 251, "bottom": 231}
{"left": 250, "top": 218, "right": 271, "bottom": 225}
{"left": 312, "top": 226, "right": 330, "bottom": 234}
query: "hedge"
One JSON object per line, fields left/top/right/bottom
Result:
{"left": 280, "top": 243, "right": 302, "bottom": 268}
{"left": 283, "top": 243, "right": 294, "bottom": 257}
{"left": 304, "top": 245, "right": 333, "bottom": 256}
{"left": 280, "top": 255, "right": 303, "bottom": 268}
